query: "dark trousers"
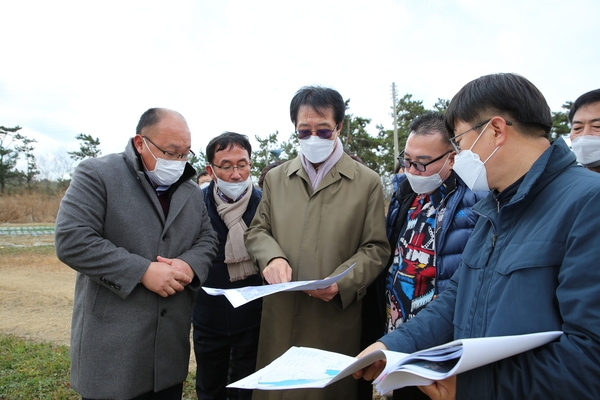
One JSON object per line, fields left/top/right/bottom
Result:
{"left": 393, "top": 386, "right": 431, "bottom": 400}
{"left": 193, "top": 326, "right": 259, "bottom": 400}
{"left": 358, "top": 275, "right": 387, "bottom": 400}
{"left": 82, "top": 383, "right": 183, "bottom": 400}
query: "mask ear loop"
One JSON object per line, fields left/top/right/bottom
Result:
{"left": 468, "top": 120, "right": 492, "bottom": 152}
{"left": 437, "top": 152, "right": 452, "bottom": 174}
{"left": 482, "top": 146, "right": 500, "bottom": 165}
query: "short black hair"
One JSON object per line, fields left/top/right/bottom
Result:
{"left": 409, "top": 111, "right": 451, "bottom": 141}
{"left": 206, "top": 132, "right": 252, "bottom": 164}
{"left": 136, "top": 108, "right": 185, "bottom": 136}
{"left": 445, "top": 73, "right": 552, "bottom": 139}
{"left": 258, "top": 160, "right": 284, "bottom": 189}
{"left": 290, "top": 86, "right": 345, "bottom": 126}
{"left": 197, "top": 170, "right": 209, "bottom": 177}
{"left": 569, "top": 89, "right": 600, "bottom": 124}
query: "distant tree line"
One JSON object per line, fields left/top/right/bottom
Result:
{"left": 1, "top": 94, "right": 572, "bottom": 195}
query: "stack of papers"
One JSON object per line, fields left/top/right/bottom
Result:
{"left": 228, "top": 331, "right": 562, "bottom": 394}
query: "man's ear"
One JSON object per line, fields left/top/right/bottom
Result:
{"left": 447, "top": 150, "right": 456, "bottom": 168}
{"left": 491, "top": 117, "right": 510, "bottom": 147}
{"left": 133, "top": 135, "right": 144, "bottom": 154}
{"left": 206, "top": 164, "right": 217, "bottom": 181}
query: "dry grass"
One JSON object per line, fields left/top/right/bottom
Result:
{"left": 0, "top": 192, "right": 63, "bottom": 223}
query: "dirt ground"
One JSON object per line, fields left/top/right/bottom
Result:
{"left": 0, "top": 234, "right": 197, "bottom": 371}
{"left": 0, "top": 234, "right": 73, "bottom": 346}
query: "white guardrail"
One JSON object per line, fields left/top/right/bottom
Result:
{"left": 0, "top": 226, "right": 55, "bottom": 236}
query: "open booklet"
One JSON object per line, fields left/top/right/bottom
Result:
{"left": 228, "top": 331, "right": 562, "bottom": 394}
{"left": 202, "top": 263, "right": 355, "bottom": 308}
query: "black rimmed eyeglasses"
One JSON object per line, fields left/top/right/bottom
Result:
{"left": 398, "top": 149, "right": 453, "bottom": 172}
{"left": 142, "top": 136, "right": 195, "bottom": 160}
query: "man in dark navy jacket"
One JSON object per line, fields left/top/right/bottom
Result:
{"left": 193, "top": 132, "right": 262, "bottom": 400}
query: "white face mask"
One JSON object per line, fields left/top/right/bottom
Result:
{"left": 216, "top": 176, "right": 251, "bottom": 201}
{"left": 199, "top": 182, "right": 211, "bottom": 189}
{"left": 143, "top": 138, "right": 186, "bottom": 186}
{"left": 299, "top": 136, "right": 335, "bottom": 163}
{"left": 571, "top": 135, "right": 600, "bottom": 167}
{"left": 452, "top": 120, "right": 497, "bottom": 192}
{"left": 405, "top": 154, "right": 450, "bottom": 194}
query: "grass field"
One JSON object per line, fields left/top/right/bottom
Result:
{"left": 0, "top": 334, "right": 197, "bottom": 399}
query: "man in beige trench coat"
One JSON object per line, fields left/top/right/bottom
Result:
{"left": 244, "top": 86, "right": 390, "bottom": 400}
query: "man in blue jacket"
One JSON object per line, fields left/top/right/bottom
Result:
{"left": 384, "top": 111, "right": 485, "bottom": 400}
{"left": 355, "top": 73, "right": 600, "bottom": 399}
{"left": 193, "top": 132, "right": 263, "bottom": 400}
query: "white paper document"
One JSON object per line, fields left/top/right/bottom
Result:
{"left": 228, "top": 331, "right": 562, "bottom": 394}
{"left": 202, "top": 263, "right": 355, "bottom": 308}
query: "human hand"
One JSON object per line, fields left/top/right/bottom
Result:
{"left": 156, "top": 256, "right": 194, "bottom": 285}
{"left": 140, "top": 261, "right": 192, "bottom": 297}
{"left": 263, "top": 258, "right": 292, "bottom": 284}
{"left": 352, "top": 341, "right": 389, "bottom": 381}
{"left": 304, "top": 282, "right": 339, "bottom": 302}
{"left": 418, "top": 375, "right": 456, "bottom": 400}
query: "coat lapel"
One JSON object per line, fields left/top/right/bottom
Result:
{"left": 164, "top": 183, "right": 194, "bottom": 232}
{"left": 313, "top": 154, "right": 357, "bottom": 196}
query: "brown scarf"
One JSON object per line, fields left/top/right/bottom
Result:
{"left": 214, "top": 183, "right": 258, "bottom": 282}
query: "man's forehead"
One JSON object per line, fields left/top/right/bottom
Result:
{"left": 405, "top": 132, "right": 448, "bottom": 157}
{"left": 214, "top": 144, "right": 250, "bottom": 160}
{"left": 573, "top": 102, "right": 600, "bottom": 122}
{"left": 297, "top": 105, "right": 335, "bottom": 120}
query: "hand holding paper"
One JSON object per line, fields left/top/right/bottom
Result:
{"left": 228, "top": 331, "right": 563, "bottom": 394}
{"left": 202, "top": 263, "right": 355, "bottom": 308}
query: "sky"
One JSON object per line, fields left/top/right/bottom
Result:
{"left": 1, "top": 0, "right": 598, "bottom": 177}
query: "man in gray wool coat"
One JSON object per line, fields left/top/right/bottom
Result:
{"left": 55, "top": 107, "right": 218, "bottom": 400}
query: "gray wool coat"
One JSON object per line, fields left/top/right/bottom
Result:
{"left": 55, "top": 139, "right": 218, "bottom": 399}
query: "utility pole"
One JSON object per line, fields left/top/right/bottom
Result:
{"left": 391, "top": 83, "right": 399, "bottom": 164}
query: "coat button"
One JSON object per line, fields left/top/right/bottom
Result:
{"left": 160, "top": 309, "right": 167, "bottom": 317}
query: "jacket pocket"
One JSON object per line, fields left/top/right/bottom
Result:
{"left": 454, "top": 240, "right": 564, "bottom": 336}
{"left": 495, "top": 241, "right": 564, "bottom": 274}
{"left": 90, "top": 283, "right": 111, "bottom": 320}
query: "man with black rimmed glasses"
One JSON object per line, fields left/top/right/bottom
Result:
{"left": 244, "top": 85, "right": 390, "bottom": 400}
{"left": 354, "top": 73, "right": 600, "bottom": 399}
{"left": 55, "top": 107, "right": 218, "bottom": 400}
{"left": 383, "top": 111, "right": 486, "bottom": 400}
{"left": 193, "top": 131, "right": 263, "bottom": 400}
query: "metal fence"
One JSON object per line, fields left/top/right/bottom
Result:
{"left": 0, "top": 226, "right": 55, "bottom": 236}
